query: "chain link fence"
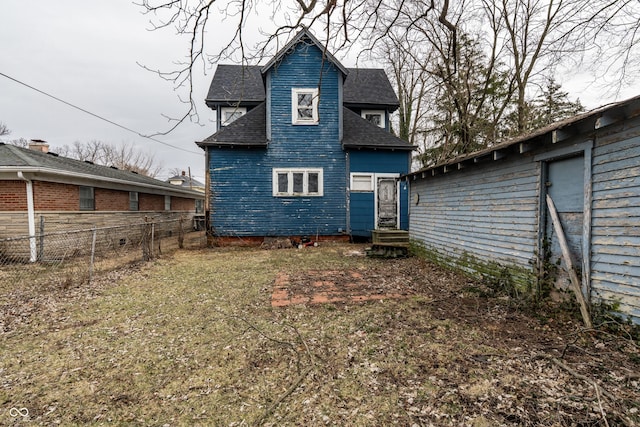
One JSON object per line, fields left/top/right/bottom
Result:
{"left": 0, "top": 217, "right": 206, "bottom": 289}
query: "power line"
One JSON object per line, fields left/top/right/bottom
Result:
{"left": 0, "top": 71, "right": 203, "bottom": 156}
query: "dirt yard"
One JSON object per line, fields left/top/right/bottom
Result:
{"left": 1, "top": 244, "right": 638, "bottom": 426}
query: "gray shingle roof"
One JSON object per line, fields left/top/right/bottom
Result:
{"left": 197, "top": 105, "right": 414, "bottom": 151}
{"left": 166, "top": 175, "right": 205, "bottom": 188}
{"left": 205, "top": 64, "right": 265, "bottom": 106}
{"left": 197, "top": 102, "right": 268, "bottom": 147}
{"left": 0, "top": 143, "right": 203, "bottom": 197}
{"left": 205, "top": 66, "right": 399, "bottom": 109}
{"left": 343, "top": 68, "right": 399, "bottom": 110}
{"left": 342, "top": 108, "right": 414, "bottom": 151}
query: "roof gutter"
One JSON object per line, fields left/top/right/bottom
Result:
{"left": 17, "top": 171, "right": 37, "bottom": 262}
{"left": 2, "top": 166, "right": 203, "bottom": 199}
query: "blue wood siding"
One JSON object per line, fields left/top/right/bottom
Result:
{"left": 208, "top": 41, "right": 347, "bottom": 237}
{"left": 349, "top": 150, "right": 410, "bottom": 236}
{"left": 591, "top": 120, "right": 640, "bottom": 322}
{"left": 350, "top": 192, "right": 375, "bottom": 236}
{"left": 409, "top": 156, "right": 540, "bottom": 277}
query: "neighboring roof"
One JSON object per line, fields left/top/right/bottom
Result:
{"left": 197, "top": 105, "right": 415, "bottom": 151}
{"left": 343, "top": 68, "right": 400, "bottom": 111}
{"left": 205, "top": 64, "right": 265, "bottom": 107}
{"left": 0, "top": 143, "right": 204, "bottom": 198}
{"left": 261, "top": 28, "right": 349, "bottom": 77}
{"left": 406, "top": 93, "right": 640, "bottom": 179}
{"left": 197, "top": 102, "right": 268, "bottom": 148}
{"left": 166, "top": 174, "right": 205, "bottom": 188}
{"left": 342, "top": 108, "right": 415, "bottom": 151}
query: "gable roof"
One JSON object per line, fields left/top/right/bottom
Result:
{"left": 0, "top": 143, "right": 203, "bottom": 198}
{"left": 342, "top": 108, "right": 414, "bottom": 151}
{"left": 197, "top": 102, "right": 268, "bottom": 148}
{"left": 205, "top": 64, "right": 265, "bottom": 107}
{"left": 197, "top": 104, "right": 415, "bottom": 151}
{"left": 261, "top": 28, "right": 349, "bottom": 77}
{"left": 167, "top": 174, "right": 205, "bottom": 189}
{"left": 205, "top": 65, "right": 399, "bottom": 110}
{"left": 343, "top": 68, "right": 400, "bottom": 111}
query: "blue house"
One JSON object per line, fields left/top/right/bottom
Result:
{"left": 197, "top": 29, "right": 414, "bottom": 242}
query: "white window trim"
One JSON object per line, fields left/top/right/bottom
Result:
{"left": 291, "top": 88, "right": 319, "bottom": 125}
{"left": 164, "top": 195, "right": 171, "bottom": 211}
{"left": 272, "top": 168, "right": 324, "bottom": 197}
{"left": 361, "top": 109, "right": 386, "bottom": 128}
{"left": 220, "top": 106, "right": 246, "bottom": 126}
{"left": 350, "top": 173, "right": 374, "bottom": 192}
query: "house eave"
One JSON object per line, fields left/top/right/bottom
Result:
{"left": 196, "top": 141, "right": 268, "bottom": 149}
{"left": 342, "top": 143, "right": 416, "bottom": 152}
{"left": 0, "top": 167, "right": 204, "bottom": 199}
{"left": 404, "top": 93, "right": 640, "bottom": 181}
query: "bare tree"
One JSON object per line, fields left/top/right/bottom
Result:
{"left": 55, "top": 140, "right": 163, "bottom": 178}
{"left": 0, "top": 122, "right": 10, "bottom": 138}
{"left": 137, "top": 0, "right": 639, "bottom": 167}
{"left": 368, "top": 0, "right": 639, "bottom": 167}
{"left": 136, "top": 0, "right": 458, "bottom": 133}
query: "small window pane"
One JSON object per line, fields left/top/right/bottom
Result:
{"left": 129, "top": 192, "right": 139, "bottom": 211}
{"left": 278, "top": 173, "right": 288, "bottom": 193}
{"left": 79, "top": 186, "right": 94, "bottom": 210}
{"left": 352, "top": 174, "right": 373, "bottom": 192}
{"left": 298, "top": 93, "right": 313, "bottom": 107}
{"left": 293, "top": 173, "right": 304, "bottom": 193}
{"left": 365, "top": 113, "right": 382, "bottom": 126}
{"left": 308, "top": 173, "right": 319, "bottom": 193}
{"left": 224, "top": 111, "right": 243, "bottom": 123}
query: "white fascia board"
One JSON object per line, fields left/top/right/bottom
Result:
{"left": 0, "top": 167, "right": 203, "bottom": 199}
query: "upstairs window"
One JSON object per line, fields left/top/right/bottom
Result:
{"left": 361, "top": 110, "right": 386, "bottom": 128}
{"left": 79, "top": 186, "right": 95, "bottom": 211}
{"left": 292, "top": 88, "right": 319, "bottom": 125}
{"left": 220, "top": 107, "right": 246, "bottom": 126}
{"left": 273, "top": 168, "right": 323, "bottom": 196}
{"left": 164, "top": 195, "right": 171, "bottom": 211}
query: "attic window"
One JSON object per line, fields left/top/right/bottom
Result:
{"left": 361, "top": 110, "right": 385, "bottom": 128}
{"left": 292, "top": 88, "right": 319, "bottom": 125}
{"left": 221, "top": 107, "right": 246, "bottom": 126}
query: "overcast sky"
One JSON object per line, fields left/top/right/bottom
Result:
{"left": 1, "top": 2, "right": 637, "bottom": 182}
{"left": 0, "top": 1, "right": 220, "bottom": 181}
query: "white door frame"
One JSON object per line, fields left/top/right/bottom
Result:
{"left": 374, "top": 173, "right": 400, "bottom": 229}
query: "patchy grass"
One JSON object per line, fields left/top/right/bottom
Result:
{"left": 1, "top": 244, "right": 639, "bottom": 426}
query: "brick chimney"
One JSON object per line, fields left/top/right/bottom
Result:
{"left": 28, "top": 139, "right": 49, "bottom": 153}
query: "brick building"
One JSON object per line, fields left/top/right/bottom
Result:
{"left": 0, "top": 142, "right": 204, "bottom": 241}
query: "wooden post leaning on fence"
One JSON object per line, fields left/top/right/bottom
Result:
{"left": 142, "top": 217, "right": 153, "bottom": 261}
{"left": 178, "top": 216, "right": 185, "bottom": 249}
{"left": 546, "top": 194, "right": 592, "bottom": 328}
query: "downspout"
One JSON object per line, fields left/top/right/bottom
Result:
{"left": 17, "top": 171, "right": 37, "bottom": 262}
